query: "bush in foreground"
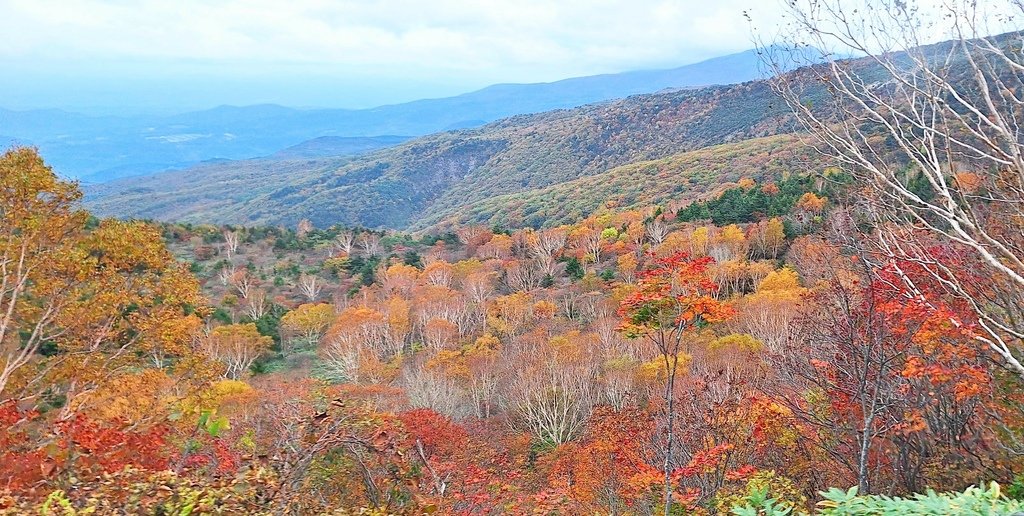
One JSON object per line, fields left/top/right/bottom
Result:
{"left": 731, "top": 482, "right": 1022, "bottom": 515}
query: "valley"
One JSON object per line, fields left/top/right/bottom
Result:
{"left": 2, "top": 3, "right": 1024, "bottom": 514}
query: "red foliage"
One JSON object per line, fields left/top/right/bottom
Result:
{"left": 619, "top": 252, "right": 734, "bottom": 337}
{"left": 398, "top": 408, "right": 468, "bottom": 457}
{"left": 56, "top": 415, "right": 170, "bottom": 474}
{"left": 0, "top": 403, "right": 170, "bottom": 490}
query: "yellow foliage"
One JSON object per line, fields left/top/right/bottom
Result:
{"left": 611, "top": 283, "right": 637, "bottom": 302}
{"left": 0, "top": 148, "right": 210, "bottom": 407}
{"left": 210, "top": 322, "right": 271, "bottom": 347}
{"left": 472, "top": 333, "right": 502, "bottom": 352}
{"left": 638, "top": 354, "right": 691, "bottom": 383}
{"left": 757, "top": 267, "right": 803, "bottom": 292}
{"left": 210, "top": 379, "right": 255, "bottom": 399}
{"left": 386, "top": 263, "right": 419, "bottom": 279}
{"left": 281, "top": 303, "right": 335, "bottom": 340}
{"left": 79, "top": 369, "right": 175, "bottom": 424}
{"left": 710, "top": 333, "right": 763, "bottom": 353}
{"left": 533, "top": 300, "right": 557, "bottom": 319}
{"left": 691, "top": 226, "right": 710, "bottom": 256}
{"left": 719, "top": 224, "right": 746, "bottom": 245}
{"left": 177, "top": 379, "right": 257, "bottom": 426}
{"left": 386, "top": 296, "right": 411, "bottom": 339}
{"left": 617, "top": 253, "right": 638, "bottom": 282}
{"left": 488, "top": 292, "right": 533, "bottom": 336}
{"left": 451, "top": 258, "right": 484, "bottom": 280}
{"left": 795, "top": 192, "right": 827, "bottom": 213}
{"left": 323, "top": 256, "right": 350, "bottom": 274}
{"left": 548, "top": 331, "right": 593, "bottom": 360}
{"left": 656, "top": 231, "right": 689, "bottom": 256}
{"left": 427, "top": 334, "right": 502, "bottom": 380}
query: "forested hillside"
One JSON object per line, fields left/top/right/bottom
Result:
{"left": 424, "top": 134, "right": 811, "bottom": 230}
{"left": 88, "top": 32, "right": 989, "bottom": 231}
{"left": 87, "top": 78, "right": 801, "bottom": 229}
{"left": 7, "top": 145, "right": 1024, "bottom": 513}
{"left": 5, "top": 2, "right": 1024, "bottom": 515}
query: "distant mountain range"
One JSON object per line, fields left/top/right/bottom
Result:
{"left": 85, "top": 72, "right": 817, "bottom": 230}
{"left": 95, "top": 33, "right": 1012, "bottom": 232}
{"left": 2, "top": 47, "right": 804, "bottom": 182}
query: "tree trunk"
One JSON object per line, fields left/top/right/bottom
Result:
{"left": 663, "top": 353, "right": 677, "bottom": 516}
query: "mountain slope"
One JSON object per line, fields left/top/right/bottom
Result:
{"left": 86, "top": 78, "right": 802, "bottom": 228}
{"left": 6, "top": 47, "right": 797, "bottom": 181}
{"left": 421, "top": 134, "right": 813, "bottom": 230}
{"left": 85, "top": 156, "right": 356, "bottom": 223}
{"left": 268, "top": 136, "right": 411, "bottom": 160}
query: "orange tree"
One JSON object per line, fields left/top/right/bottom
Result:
{"left": 0, "top": 147, "right": 214, "bottom": 493}
{"left": 618, "top": 251, "right": 733, "bottom": 515}
{"left": 0, "top": 148, "right": 207, "bottom": 408}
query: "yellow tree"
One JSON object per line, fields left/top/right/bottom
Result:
{"left": 748, "top": 217, "right": 786, "bottom": 259}
{"left": 320, "top": 306, "right": 390, "bottom": 383}
{"left": 0, "top": 147, "right": 206, "bottom": 411}
{"left": 203, "top": 323, "right": 273, "bottom": 380}
{"left": 734, "top": 267, "right": 806, "bottom": 353}
{"left": 280, "top": 303, "right": 334, "bottom": 350}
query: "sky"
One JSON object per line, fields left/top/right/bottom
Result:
{"left": 0, "top": 0, "right": 786, "bottom": 115}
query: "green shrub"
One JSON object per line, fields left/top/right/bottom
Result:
{"left": 4, "top": 467, "right": 277, "bottom": 515}
{"left": 721, "top": 471, "right": 807, "bottom": 515}
{"left": 732, "top": 483, "right": 1022, "bottom": 515}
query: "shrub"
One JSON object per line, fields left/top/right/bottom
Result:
{"left": 730, "top": 483, "right": 1022, "bottom": 515}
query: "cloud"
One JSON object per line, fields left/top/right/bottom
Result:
{"left": 2, "top": 0, "right": 1013, "bottom": 113}
{"left": 0, "top": 0, "right": 781, "bottom": 79}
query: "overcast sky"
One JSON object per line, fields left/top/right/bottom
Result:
{"left": 0, "top": 0, "right": 788, "bottom": 114}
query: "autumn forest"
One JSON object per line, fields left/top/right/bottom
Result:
{"left": 4, "top": 1, "right": 1024, "bottom": 515}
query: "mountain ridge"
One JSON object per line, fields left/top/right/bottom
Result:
{"left": 85, "top": 76, "right": 805, "bottom": 229}
{"left": 4, "top": 47, "right": 804, "bottom": 182}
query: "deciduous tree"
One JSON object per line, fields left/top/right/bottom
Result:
{"left": 618, "top": 252, "right": 733, "bottom": 515}
{"left": 202, "top": 323, "right": 273, "bottom": 379}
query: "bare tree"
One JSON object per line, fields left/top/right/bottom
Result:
{"left": 243, "top": 289, "right": 269, "bottom": 320}
{"left": 646, "top": 217, "right": 669, "bottom": 246}
{"left": 504, "top": 260, "right": 544, "bottom": 292}
{"left": 403, "top": 367, "right": 472, "bottom": 419}
{"left": 531, "top": 227, "right": 567, "bottom": 259}
{"left": 463, "top": 272, "right": 495, "bottom": 305}
{"left": 299, "top": 274, "right": 322, "bottom": 302}
{"left": 218, "top": 264, "right": 236, "bottom": 287}
{"left": 455, "top": 224, "right": 490, "bottom": 247}
{"left": 463, "top": 272, "right": 495, "bottom": 331}
{"left": 334, "top": 229, "right": 357, "bottom": 255}
{"left": 230, "top": 269, "right": 257, "bottom": 299}
{"left": 764, "top": 0, "right": 1024, "bottom": 379}
{"left": 423, "top": 262, "right": 454, "bottom": 288}
{"left": 508, "top": 356, "right": 597, "bottom": 445}
{"left": 296, "top": 218, "right": 314, "bottom": 239}
{"left": 200, "top": 323, "right": 271, "bottom": 380}
{"left": 358, "top": 232, "right": 382, "bottom": 257}
{"left": 223, "top": 229, "right": 240, "bottom": 261}
{"left": 573, "top": 227, "right": 603, "bottom": 267}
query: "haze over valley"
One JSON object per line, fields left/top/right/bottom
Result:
{"left": 3, "top": 46, "right": 793, "bottom": 182}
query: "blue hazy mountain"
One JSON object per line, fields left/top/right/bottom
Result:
{"left": 2, "top": 47, "right": 799, "bottom": 182}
